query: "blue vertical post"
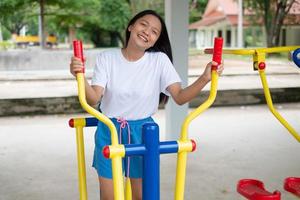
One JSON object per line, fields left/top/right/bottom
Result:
{"left": 142, "top": 122, "right": 160, "bottom": 200}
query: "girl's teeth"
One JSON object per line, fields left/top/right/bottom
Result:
{"left": 138, "top": 35, "right": 148, "bottom": 42}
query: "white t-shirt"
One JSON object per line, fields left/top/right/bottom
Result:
{"left": 91, "top": 49, "right": 181, "bottom": 120}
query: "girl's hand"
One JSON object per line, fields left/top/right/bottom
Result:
{"left": 70, "top": 56, "right": 85, "bottom": 77}
{"left": 201, "top": 60, "right": 224, "bottom": 81}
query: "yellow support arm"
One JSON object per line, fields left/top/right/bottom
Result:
{"left": 75, "top": 125, "right": 88, "bottom": 200}
{"left": 174, "top": 71, "right": 219, "bottom": 200}
{"left": 206, "top": 46, "right": 300, "bottom": 142}
{"left": 76, "top": 73, "right": 125, "bottom": 200}
{"left": 254, "top": 48, "right": 300, "bottom": 142}
{"left": 175, "top": 38, "right": 223, "bottom": 200}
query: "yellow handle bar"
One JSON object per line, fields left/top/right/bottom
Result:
{"left": 175, "top": 71, "right": 219, "bottom": 200}
{"left": 205, "top": 46, "right": 300, "bottom": 142}
{"left": 205, "top": 46, "right": 300, "bottom": 55}
{"left": 76, "top": 73, "right": 125, "bottom": 200}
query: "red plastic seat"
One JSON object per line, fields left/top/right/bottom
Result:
{"left": 284, "top": 177, "right": 300, "bottom": 198}
{"left": 237, "top": 179, "right": 281, "bottom": 200}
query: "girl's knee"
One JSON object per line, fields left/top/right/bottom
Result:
{"left": 133, "top": 197, "right": 142, "bottom": 200}
{"left": 100, "top": 191, "right": 114, "bottom": 200}
{"left": 130, "top": 178, "right": 142, "bottom": 200}
{"left": 98, "top": 177, "right": 114, "bottom": 200}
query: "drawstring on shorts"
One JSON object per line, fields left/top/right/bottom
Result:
{"left": 117, "top": 118, "right": 131, "bottom": 177}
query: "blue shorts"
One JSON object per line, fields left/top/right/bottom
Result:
{"left": 92, "top": 117, "right": 154, "bottom": 179}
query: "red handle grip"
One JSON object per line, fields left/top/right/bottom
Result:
{"left": 212, "top": 37, "right": 223, "bottom": 71}
{"left": 73, "top": 40, "right": 85, "bottom": 73}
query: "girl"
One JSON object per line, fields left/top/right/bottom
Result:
{"left": 70, "top": 9, "right": 223, "bottom": 200}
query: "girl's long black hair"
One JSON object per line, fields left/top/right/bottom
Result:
{"left": 124, "top": 9, "right": 173, "bottom": 105}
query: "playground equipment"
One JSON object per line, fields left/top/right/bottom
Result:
{"left": 204, "top": 46, "right": 300, "bottom": 142}
{"left": 237, "top": 179, "right": 281, "bottom": 200}
{"left": 284, "top": 177, "right": 300, "bottom": 198}
{"left": 293, "top": 48, "right": 300, "bottom": 68}
{"left": 204, "top": 45, "right": 300, "bottom": 199}
{"left": 13, "top": 34, "right": 57, "bottom": 47}
{"left": 69, "top": 39, "right": 300, "bottom": 199}
{"left": 69, "top": 38, "right": 222, "bottom": 200}
{"left": 71, "top": 41, "right": 124, "bottom": 200}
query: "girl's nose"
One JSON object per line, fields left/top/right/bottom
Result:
{"left": 143, "top": 27, "right": 150, "bottom": 36}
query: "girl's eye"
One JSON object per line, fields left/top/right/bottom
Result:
{"left": 152, "top": 30, "right": 158, "bottom": 35}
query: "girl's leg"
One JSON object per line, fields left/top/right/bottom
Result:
{"left": 99, "top": 176, "right": 142, "bottom": 200}
{"left": 98, "top": 176, "right": 114, "bottom": 200}
{"left": 130, "top": 178, "right": 142, "bottom": 200}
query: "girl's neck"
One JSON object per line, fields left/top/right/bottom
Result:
{"left": 122, "top": 44, "right": 145, "bottom": 62}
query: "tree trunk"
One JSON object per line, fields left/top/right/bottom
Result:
{"left": 68, "top": 27, "right": 76, "bottom": 48}
{"left": 39, "top": 0, "right": 46, "bottom": 49}
{"left": 265, "top": 0, "right": 296, "bottom": 47}
{"left": 273, "top": 3, "right": 286, "bottom": 46}
{"left": 263, "top": 0, "right": 274, "bottom": 47}
{"left": 110, "top": 32, "right": 119, "bottom": 47}
{"left": 110, "top": 31, "right": 125, "bottom": 47}
{"left": 117, "top": 32, "right": 125, "bottom": 47}
{"left": 0, "top": 23, "right": 3, "bottom": 42}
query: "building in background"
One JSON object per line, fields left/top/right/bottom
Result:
{"left": 189, "top": 0, "right": 300, "bottom": 49}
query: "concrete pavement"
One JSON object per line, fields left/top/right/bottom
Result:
{"left": 0, "top": 104, "right": 299, "bottom": 200}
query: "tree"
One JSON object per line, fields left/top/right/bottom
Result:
{"left": 31, "top": 0, "right": 82, "bottom": 48}
{"left": 128, "top": 0, "right": 164, "bottom": 15}
{"left": 98, "top": 0, "right": 131, "bottom": 46}
{"left": 189, "top": 0, "right": 208, "bottom": 23}
{"left": 83, "top": 0, "right": 164, "bottom": 47}
{"left": 0, "top": 0, "right": 34, "bottom": 34}
{"left": 44, "top": 0, "right": 98, "bottom": 45}
{"left": 1, "top": 0, "right": 211, "bottom": 48}
{"left": 0, "top": 0, "right": 89, "bottom": 47}
{"left": 244, "top": 0, "right": 299, "bottom": 47}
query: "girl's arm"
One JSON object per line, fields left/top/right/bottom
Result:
{"left": 84, "top": 78, "right": 103, "bottom": 106}
{"left": 167, "top": 61, "right": 223, "bottom": 105}
{"left": 70, "top": 56, "right": 103, "bottom": 106}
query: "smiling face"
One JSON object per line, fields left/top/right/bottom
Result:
{"left": 127, "top": 14, "right": 162, "bottom": 51}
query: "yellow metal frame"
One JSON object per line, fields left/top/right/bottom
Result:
{"left": 73, "top": 71, "right": 219, "bottom": 200}
{"left": 73, "top": 45, "right": 300, "bottom": 200}
{"left": 174, "top": 45, "right": 300, "bottom": 200}
{"left": 71, "top": 117, "right": 133, "bottom": 200}
{"left": 75, "top": 73, "right": 125, "bottom": 200}
{"left": 224, "top": 46, "right": 300, "bottom": 142}
{"left": 175, "top": 70, "right": 219, "bottom": 200}
{"left": 74, "top": 119, "right": 87, "bottom": 200}
{"left": 206, "top": 46, "right": 300, "bottom": 142}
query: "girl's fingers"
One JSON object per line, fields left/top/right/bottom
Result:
{"left": 70, "top": 57, "right": 84, "bottom": 76}
{"left": 70, "top": 58, "right": 84, "bottom": 68}
{"left": 71, "top": 57, "right": 84, "bottom": 65}
{"left": 72, "top": 56, "right": 82, "bottom": 61}
{"left": 211, "top": 61, "right": 218, "bottom": 66}
{"left": 217, "top": 66, "right": 224, "bottom": 75}
{"left": 71, "top": 66, "right": 83, "bottom": 73}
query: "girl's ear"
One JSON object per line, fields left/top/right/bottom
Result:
{"left": 128, "top": 25, "right": 133, "bottom": 32}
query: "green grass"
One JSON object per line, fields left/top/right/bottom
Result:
{"left": 0, "top": 41, "right": 14, "bottom": 50}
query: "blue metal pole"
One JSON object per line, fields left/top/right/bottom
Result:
{"left": 142, "top": 122, "right": 160, "bottom": 200}
{"left": 159, "top": 141, "right": 178, "bottom": 154}
{"left": 85, "top": 117, "right": 98, "bottom": 127}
